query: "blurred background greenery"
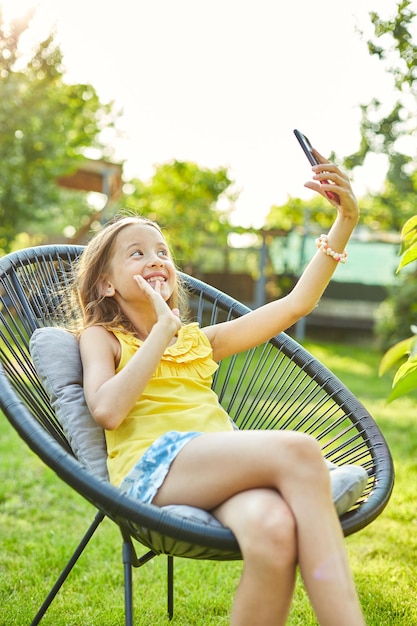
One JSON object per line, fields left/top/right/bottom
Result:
{"left": 2, "top": 2, "right": 417, "bottom": 354}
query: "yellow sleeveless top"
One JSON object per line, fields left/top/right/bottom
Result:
{"left": 105, "top": 323, "right": 233, "bottom": 485}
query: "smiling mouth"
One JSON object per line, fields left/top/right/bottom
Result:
{"left": 146, "top": 276, "right": 166, "bottom": 286}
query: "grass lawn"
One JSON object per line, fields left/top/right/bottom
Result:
{"left": 0, "top": 340, "right": 416, "bottom": 625}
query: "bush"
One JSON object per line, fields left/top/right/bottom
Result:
{"left": 379, "top": 216, "right": 417, "bottom": 401}
{"left": 375, "top": 271, "right": 417, "bottom": 352}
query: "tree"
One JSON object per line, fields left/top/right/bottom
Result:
{"left": 346, "top": 1, "right": 417, "bottom": 352}
{"left": 0, "top": 12, "right": 119, "bottom": 252}
{"left": 267, "top": 4, "right": 417, "bottom": 235}
{"left": 122, "top": 159, "right": 236, "bottom": 268}
{"left": 343, "top": 0, "right": 417, "bottom": 232}
{"left": 264, "top": 195, "right": 334, "bottom": 233}
{"left": 349, "top": 2, "right": 417, "bottom": 398}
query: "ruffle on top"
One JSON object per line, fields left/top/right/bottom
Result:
{"left": 113, "top": 323, "right": 218, "bottom": 381}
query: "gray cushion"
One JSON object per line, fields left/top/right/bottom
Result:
{"left": 326, "top": 460, "right": 368, "bottom": 516}
{"left": 30, "top": 327, "right": 109, "bottom": 480}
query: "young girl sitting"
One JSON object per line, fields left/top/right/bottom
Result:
{"left": 76, "top": 152, "right": 366, "bottom": 625}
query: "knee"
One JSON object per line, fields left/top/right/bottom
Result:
{"left": 240, "top": 500, "right": 297, "bottom": 570}
{"left": 284, "top": 432, "right": 327, "bottom": 479}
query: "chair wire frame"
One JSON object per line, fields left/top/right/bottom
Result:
{"left": 0, "top": 244, "right": 394, "bottom": 625}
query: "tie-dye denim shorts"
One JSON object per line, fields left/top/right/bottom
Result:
{"left": 119, "top": 430, "right": 202, "bottom": 504}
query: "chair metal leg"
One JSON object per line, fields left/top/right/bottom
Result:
{"left": 122, "top": 537, "right": 136, "bottom": 626}
{"left": 30, "top": 511, "right": 105, "bottom": 626}
{"left": 121, "top": 530, "right": 158, "bottom": 626}
{"left": 167, "top": 556, "right": 174, "bottom": 620}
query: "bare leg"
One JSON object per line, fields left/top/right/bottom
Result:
{"left": 153, "top": 430, "right": 365, "bottom": 626}
{"left": 213, "top": 488, "right": 297, "bottom": 625}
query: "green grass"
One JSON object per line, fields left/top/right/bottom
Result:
{"left": 1, "top": 340, "right": 417, "bottom": 625}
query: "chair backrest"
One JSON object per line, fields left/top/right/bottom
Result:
{"left": 0, "top": 244, "right": 394, "bottom": 539}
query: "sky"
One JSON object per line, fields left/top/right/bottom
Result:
{"left": 1, "top": 0, "right": 398, "bottom": 226}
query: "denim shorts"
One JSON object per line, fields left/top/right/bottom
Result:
{"left": 119, "top": 430, "right": 202, "bottom": 504}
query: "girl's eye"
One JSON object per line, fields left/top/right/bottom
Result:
{"left": 158, "top": 250, "right": 169, "bottom": 257}
{"left": 131, "top": 250, "right": 143, "bottom": 257}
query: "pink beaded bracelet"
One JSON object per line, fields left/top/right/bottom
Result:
{"left": 315, "top": 234, "right": 347, "bottom": 263}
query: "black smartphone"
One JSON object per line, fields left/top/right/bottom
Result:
{"left": 293, "top": 129, "right": 319, "bottom": 166}
{"left": 293, "top": 128, "right": 340, "bottom": 203}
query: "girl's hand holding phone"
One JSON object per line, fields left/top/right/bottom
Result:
{"left": 293, "top": 128, "right": 340, "bottom": 204}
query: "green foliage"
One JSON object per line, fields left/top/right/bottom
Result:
{"left": 368, "top": 0, "right": 417, "bottom": 86}
{"left": 343, "top": 1, "right": 417, "bottom": 232}
{"left": 123, "top": 159, "right": 236, "bottom": 268}
{"left": 379, "top": 215, "right": 417, "bottom": 400}
{"left": 379, "top": 335, "right": 417, "bottom": 401}
{"left": 341, "top": 2, "right": 417, "bottom": 400}
{"left": 0, "top": 14, "right": 119, "bottom": 252}
{"left": 397, "top": 214, "right": 417, "bottom": 269}
{"left": 375, "top": 274, "right": 417, "bottom": 349}
{"left": 374, "top": 214, "right": 417, "bottom": 351}
{"left": 265, "top": 194, "right": 335, "bottom": 233}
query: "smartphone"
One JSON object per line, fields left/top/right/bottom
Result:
{"left": 293, "top": 129, "right": 319, "bottom": 166}
{"left": 293, "top": 128, "right": 340, "bottom": 203}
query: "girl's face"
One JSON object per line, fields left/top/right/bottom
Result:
{"left": 104, "top": 223, "right": 177, "bottom": 304}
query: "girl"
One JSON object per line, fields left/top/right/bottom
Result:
{"left": 77, "top": 153, "right": 366, "bottom": 625}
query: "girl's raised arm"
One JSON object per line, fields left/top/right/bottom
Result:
{"left": 204, "top": 156, "right": 359, "bottom": 362}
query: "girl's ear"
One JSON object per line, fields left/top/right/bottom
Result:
{"left": 99, "top": 280, "right": 115, "bottom": 297}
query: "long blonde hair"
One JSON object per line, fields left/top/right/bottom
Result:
{"left": 72, "top": 215, "right": 188, "bottom": 333}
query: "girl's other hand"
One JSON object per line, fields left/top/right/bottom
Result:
{"left": 134, "top": 274, "right": 181, "bottom": 332}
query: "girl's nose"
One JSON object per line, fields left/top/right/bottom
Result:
{"left": 148, "top": 254, "right": 164, "bottom": 266}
